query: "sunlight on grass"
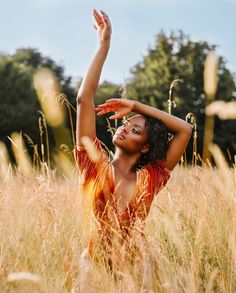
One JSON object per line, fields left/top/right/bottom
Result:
{"left": 0, "top": 51, "right": 235, "bottom": 292}
{"left": 0, "top": 163, "right": 235, "bottom": 292}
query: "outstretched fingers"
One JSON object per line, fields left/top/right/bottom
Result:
{"left": 93, "top": 9, "right": 104, "bottom": 27}
{"left": 95, "top": 105, "right": 114, "bottom": 115}
{"left": 106, "top": 98, "right": 120, "bottom": 103}
{"left": 93, "top": 9, "right": 103, "bottom": 22}
{"left": 95, "top": 100, "right": 121, "bottom": 117}
{"left": 100, "top": 10, "right": 111, "bottom": 28}
{"left": 109, "top": 113, "right": 122, "bottom": 120}
{"left": 98, "top": 99, "right": 119, "bottom": 107}
{"left": 93, "top": 9, "right": 111, "bottom": 29}
{"left": 95, "top": 107, "right": 124, "bottom": 120}
{"left": 95, "top": 109, "right": 108, "bottom": 116}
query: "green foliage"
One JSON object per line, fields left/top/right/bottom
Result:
{"left": 95, "top": 81, "right": 123, "bottom": 150}
{"left": 127, "top": 31, "right": 236, "bottom": 162}
{"left": 0, "top": 48, "right": 76, "bottom": 159}
{"left": 0, "top": 57, "right": 38, "bottom": 136}
{"left": 1, "top": 32, "right": 235, "bottom": 164}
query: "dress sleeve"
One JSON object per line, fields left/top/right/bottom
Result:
{"left": 74, "top": 138, "right": 108, "bottom": 184}
{"left": 145, "top": 160, "right": 171, "bottom": 196}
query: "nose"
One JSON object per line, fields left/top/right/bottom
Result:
{"left": 121, "top": 124, "right": 129, "bottom": 133}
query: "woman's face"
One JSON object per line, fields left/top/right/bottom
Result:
{"left": 113, "top": 115, "right": 149, "bottom": 154}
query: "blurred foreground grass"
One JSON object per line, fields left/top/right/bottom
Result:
{"left": 0, "top": 164, "right": 235, "bottom": 292}
{"left": 0, "top": 52, "right": 236, "bottom": 292}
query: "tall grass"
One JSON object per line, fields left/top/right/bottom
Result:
{"left": 0, "top": 163, "right": 235, "bottom": 292}
{"left": 0, "top": 56, "right": 235, "bottom": 292}
{"left": 202, "top": 52, "right": 218, "bottom": 164}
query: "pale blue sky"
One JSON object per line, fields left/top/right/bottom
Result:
{"left": 0, "top": 0, "right": 236, "bottom": 84}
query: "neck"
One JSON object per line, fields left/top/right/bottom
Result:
{"left": 112, "top": 148, "right": 141, "bottom": 174}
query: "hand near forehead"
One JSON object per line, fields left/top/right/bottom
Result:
{"left": 95, "top": 98, "right": 135, "bottom": 119}
{"left": 93, "top": 9, "right": 112, "bottom": 43}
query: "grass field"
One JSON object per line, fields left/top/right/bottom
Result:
{"left": 0, "top": 162, "right": 235, "bottom": 292}
{"left": 0, "top": 53, "right": 235, "bottom": 292}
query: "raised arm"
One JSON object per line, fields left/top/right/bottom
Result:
{"left": 96, "top": 99, "right": 193, "bottom": 170}
{"left": 133, "top": 101, "right": 193, "bottom": 170}
{"left": 76, "top": 9, "right": 112, "bottom": 145}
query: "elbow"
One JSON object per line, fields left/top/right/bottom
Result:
{"left": 76, "top": 95, "right": 95, "bottom": 113}
{"left": 76, "top": 86, "right": 95, "bottom": 105}
{"left": 174, "top": 123, "right": 193, "bottom": 136}
{"left": 76, "top": 95, "right": 85, "bottom": 105}
{"left": 76, "top": 94, "right": 93, "bottom": 106}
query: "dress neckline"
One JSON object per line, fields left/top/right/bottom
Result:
{"left": 111, "top": 163, "right": 140, "bottom": 214}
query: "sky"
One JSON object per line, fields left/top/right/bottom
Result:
{"left": 0, "top": 0, "right": 236, "bottom": 84}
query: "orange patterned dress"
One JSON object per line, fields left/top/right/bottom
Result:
{"left": 75, "top": 138, "right": 171, "bottom": 259}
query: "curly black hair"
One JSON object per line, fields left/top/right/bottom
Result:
{"left": 135, "top": 115, "right": 170, "bottom": 170}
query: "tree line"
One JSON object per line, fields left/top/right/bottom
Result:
{"left": 0, "top": 31, "right": 235, "bottom": 166}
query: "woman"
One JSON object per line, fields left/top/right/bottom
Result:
{"left": 75, "top": 9, "right": 192, "bottom": 290}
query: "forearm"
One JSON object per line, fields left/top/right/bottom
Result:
{"left": 133, "top": 101, "right": 192, "bottom": 134}
{"left": 77, "top": 40, "right": 110, "bottom": 103}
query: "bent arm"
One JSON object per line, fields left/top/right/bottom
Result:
{"left": 133, "top": 101, "right": 193, "bottom": 170}
{"left": 76, "top": 10, "right": 111, "bottom": 146}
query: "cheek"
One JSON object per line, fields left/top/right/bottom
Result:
{"left": 131, "top": 131, "right": 148, "bottom": 143}
{"left": 127, "top": 134, "right": 147, "bottom": 151}
{"left": 112, "top": 135, "right": 142, "bottom": 152}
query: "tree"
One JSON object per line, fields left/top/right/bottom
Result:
{"left": 127, "top": 31, "right": 236, "bottom": 163}
{"left": 0, "top": 48, "right": 76, "bottom": 161}
{"left": 94, "top": 81, "right": 122, "bottom": 151}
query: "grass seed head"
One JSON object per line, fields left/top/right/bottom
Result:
{"left": 33, "top": 68, "right": 65, "bottom": 127}
{"left": 10, "top": 132, "right": 33, "bottom": 177}
{"left": 206, "top": 100, "right": 236, "bottom": 120}
{"left": 204, "top": 51, "right": 218, "bottom": 99}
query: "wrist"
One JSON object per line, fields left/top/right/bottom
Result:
{"left": 99, "top": 39, "right": 111, "bottom": 48}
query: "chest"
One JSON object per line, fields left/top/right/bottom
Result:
{"left": 113, "top": 169, "right": 138, "bottom": 213}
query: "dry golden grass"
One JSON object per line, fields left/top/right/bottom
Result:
{"left": 0, "top": 162, "right": 235, "bottom": 292}
{"left": 1, "top": 53, "right": 235, "bottom": 292}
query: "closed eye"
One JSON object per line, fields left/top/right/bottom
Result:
{"left": 132, "top": 128, "right": 141, "bottom": 134}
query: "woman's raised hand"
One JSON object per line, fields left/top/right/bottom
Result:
{"left": 93, "top": 9, "right": 112, "bottom": 44}
{"left": 95, "top": 98, "right": 136, "bottom": 119}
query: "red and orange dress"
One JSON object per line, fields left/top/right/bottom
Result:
{"left": 75, "top": 138, "right": 171, "bottom": 262}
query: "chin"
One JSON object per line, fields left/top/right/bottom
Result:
{"left": 112, "top": 136, "right": 134, "bottom": 154}
{"left": 112, "top": 135, "right": 121, "bottom": 146}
